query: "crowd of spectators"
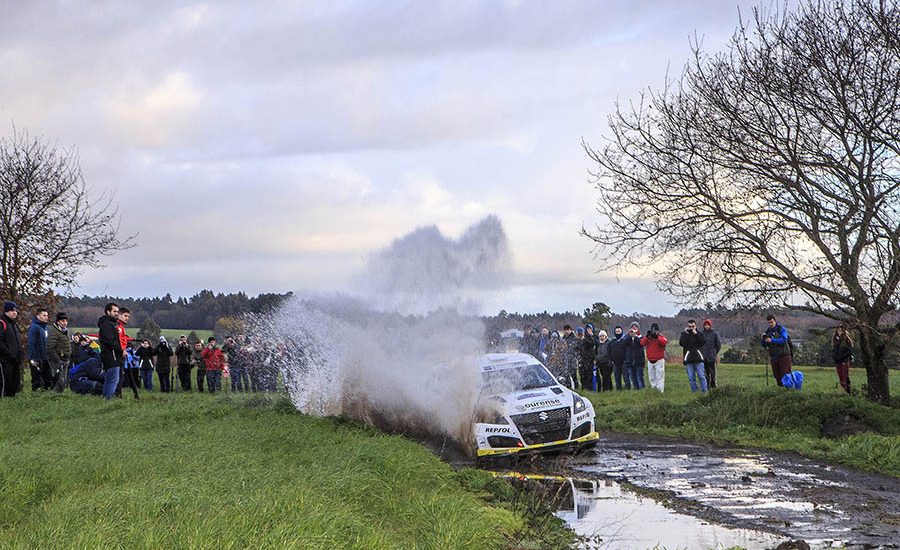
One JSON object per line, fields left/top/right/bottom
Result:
{"left": 0, "top": 301, "right": 287, "bottom": 399}
{"left": 518, "top": 319, "right": 721, "bottom": 393}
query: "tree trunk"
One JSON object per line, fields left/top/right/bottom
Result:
{"left": 856, "top": 324, "right": 891, "bottom": 405}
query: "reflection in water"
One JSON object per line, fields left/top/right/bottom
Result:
{"left": 497, "top": 473, "right": 784, "bottom": 550}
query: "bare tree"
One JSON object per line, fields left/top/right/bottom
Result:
{"left": 0, "top": 129, "right": 134, "bottom": 303}
{"left": 583, "top": 0, "right": 900, "bottom": 403}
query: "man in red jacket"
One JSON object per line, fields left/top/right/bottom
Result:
{"left": 115, "top": 307, "right": 139, "bottom": 399}
{"left": 201, "top": 337, "right": 225, "bottom": 393}
{"left": 640, "top": 322, "right": 668, "bottom": 392}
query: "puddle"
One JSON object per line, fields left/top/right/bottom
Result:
{"left": 567, "top": 433, "right": 900, "bottom": 549}
{"left": 496, "top": 472, "right": 785, "bottom": 549}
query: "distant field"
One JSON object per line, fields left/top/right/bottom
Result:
{"left": 71, "top": 327, "right": 214, "bottom": 342}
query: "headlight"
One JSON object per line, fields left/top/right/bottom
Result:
{"left": 573, "top": 395, "right": 586, "bottom": 412}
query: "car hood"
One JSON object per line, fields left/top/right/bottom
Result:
{"left": 488, "top": 386, "right": 574, "bottom": 415}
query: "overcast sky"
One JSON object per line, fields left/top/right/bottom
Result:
{"left": 0, "top": 1, "right": 758, "bottom": 315}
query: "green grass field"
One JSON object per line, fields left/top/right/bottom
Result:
{"left": 584, "top": 363, "right": 900, "bottom": 476}
{"left": 0, "top": 390, "right": 571, "bottom": 549}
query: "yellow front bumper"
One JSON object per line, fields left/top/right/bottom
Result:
{"left": 475, "top": 430, "right": 599, "bottom": 457}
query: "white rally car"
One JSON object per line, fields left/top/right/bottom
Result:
{"left": 474, "top": 353, "right": 599, "bottom": 460}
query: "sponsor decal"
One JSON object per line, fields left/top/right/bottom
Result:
{"left": 517, "top": 392, "right": 545, "bottom": 400}
{"left": 574, "top": 412, "right": 590, "bottom": 423}
{"left": 523, "top": 399, "right": 561, "bottom": 409}
{"left": 485, "top": 427, "right": 512, "bottom": 434}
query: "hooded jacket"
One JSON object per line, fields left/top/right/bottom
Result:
{"left": 155, "top": 341, "right": 174, "bottom": 369}
{"left": 623, "top": 324, "right": 644, "bottom": 366}
{"left": 27, "top": 317, "right": 50, "bottom": 363}
{"left": 701, "top": 322, "right": 722, "bottom": 361}
{"left": 201, "top": 346, "right": 225, "bottom": 371}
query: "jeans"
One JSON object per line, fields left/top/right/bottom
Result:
{"left": 103, "top": 367, "right": 120, "bottom": 400}
{"left": 626, "top": 363, "right": 645, "bottom": 389}
{"left": 71, "top": 378, "right": 102, "bottom": 395}
{"left": 141, "top": 369, "right": 153, "bottom": 391}
{"left": 612, "top": 363, "right": 629, "bottom": 390}
{"left": 684, "top": 362, "right": 708, "bottom": 393}
{"left": 230, "top": 366, "right": 249, "bottom": 392}
{"left": 647, "top": 359, "right": 665, "bottom": 392}
{"left": 206, "top": 370, "right": 222, "bottom": 393}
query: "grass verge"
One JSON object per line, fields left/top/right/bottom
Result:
{"left": 0, "top": 390, "right": 572, "bottom": 549}
{"left": 584, "top": 363, "right": 900, "bottom": 477}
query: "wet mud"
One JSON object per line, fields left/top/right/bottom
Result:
{"left": 474, "top": 432, "right": 900, "bottom": 549}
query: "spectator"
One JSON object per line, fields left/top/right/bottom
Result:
{"left": 27, "top": 307, "right": 52, "bottom": 391}
{"left": 225, "top": 336, "right": 250, "bottom": 392}
{"left": 575, "top": 326, "right": 596, "bottom": 390}
{"left": 832, "top": 326, "right": 853, "bottom": 394}
{"left": 192, "top": 341, "right": 206, "bottom": 392}
{"left": 520, "top": 325, "right": 539, "bottom": 357}
{"left": 136, "top": 339, "right": 155, "bottom": 391}
{"left": 0, "top": 301, "right": 23, "bottom": 397}
{"left": 679, "top": 319, "right": 708, "bottom": 393}
{"left": 201, "top": 337, "right": 225, "bottom": 393}
{"left": 762, "top": 314, "right": 793, "bottom": 387}
{"left": 537, "top": 327, "right": 550, "bottom": 362}
{"left": 641, "top": 322, "right": 668, "bottom": 392}
{"left": 545, "top": 331, "right": 568, "bottom": 384}
{"left": 701, "top": 319, "right": 722, "bottom": 389}
{"left": 116, "top": 308, "right": 139, "bottom": 399}
{"left": 72, "top": 335, "right": 98, "bottom": 365}
{"left": 70, "top": 332, "right": 83, "bottom": 362}
{"left": 175, "top": 335, "right": 193, "bottom": 391}
{"left": 68, "top": 356, "right": 104, "bottom": 395}
{"left": 155, "top": 336, "right": 174, "bottom": 393}
{"left": 562, "top": 325, "right": 577, "bottom": 384}
{"left": 609, "top": 326, "right": 629, "bottom": 390}
{"left": 97, "top": 302, "right": 122, "bottom": 400}
{"left": 624, "top": 321, "right": 646, "bottom": 390}
{"left": 122, "top": 342, "right": 141, "bottom": 397}
{"left": 594, "top": 330, "right": 613, "bottom": 392}
{"left": 47, "top": 312, "right": 72, "bottom": 392}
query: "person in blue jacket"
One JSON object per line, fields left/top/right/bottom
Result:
{"left": 762, "top": 314, "right": 793, "bottom": 387}
{"left": 69, "top": 357, "right": 104, "bottom": 395}
{"left": 27, "top": 308, "right": 52, "bottom": 391}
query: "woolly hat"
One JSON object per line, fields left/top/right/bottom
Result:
{"left": 3, "top": 301, "right": 16, "bottom": 312}
{"left": 586, "top": 323, "right": 594, "bottom": 331}
{"left": 159, "top": 336, "right": 168, "bottom": 342}
{"left": 650, "top": 322, "right": 659, "bottom": 331}
{"left": 576, "top": 326, "right": 585, "bottom": 333}
{"left": 703, "top": 318, "right": 713, "bottom": 327}
{"left": 630, "top": 321, "right": 640, "bottom": 330}
{"left": 598, "top": 330, "right": 608, "bottom": 338}
{"left": 55, "top": 312, "right": 68, "bottom": 322}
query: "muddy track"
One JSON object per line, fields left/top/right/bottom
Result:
{"left": 466, "top": 432, "right": 900, "bottom": 549}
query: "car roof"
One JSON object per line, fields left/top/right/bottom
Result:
{"left": 477, "top": 353, "right": 542, "bottom": 372}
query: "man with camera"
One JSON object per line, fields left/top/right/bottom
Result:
{"left": 762, "top": 314, "right": 792, "bottom": 387}
{"left": 175, "top": 335, "right": 193, "bottom": 391}
{"left": 679, "top": 319, "right": 708, "bottom": 393}
{"left": 641, "top": 322, "right": 668, "bottom": 392}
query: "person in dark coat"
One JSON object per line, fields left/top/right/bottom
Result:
{"left": 98, "top": 302, "right": 122, "bottom": 400}
{"left": 575, "top": 327, "right": 596, "bottom": 390}
{"left": 594, "top": 330, "right": 614, "bottom": 392}
{"left": 679, "top": 319, "right": 708, "bottom": 393}
{"left": 175, "top": 335, "right": 193, "bottom": 391}
{"left": 609, "top": 326, "right": 629, "bottom": 390}
{"left": 69, "top": 356, "right": 104, "bottom": 395}
{"left": 46, "top": 312, "right": 72, "bottom": 392}
{"left": 701, "top": 319, "right": 722, "bottom": 389}
{"left": 0, "top": 301, "right": 24, "bottom": 397}
{"left": 155, "top": 336, "right": 174, "bottom": 392}
{"left": 27, "top": 308, "right": 52, "bottom": 391}
{"left": 623, "top": 321, "right": 646, "bottom": 390}
{"left": 832, "top": 326, "right": 853, "bottom": 394}
{"left": 136, "top": 339, "right": 156, "bottom": 391}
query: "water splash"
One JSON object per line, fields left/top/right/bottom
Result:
{"left": 249, "top": 215, "right": 511, "bottom": 453}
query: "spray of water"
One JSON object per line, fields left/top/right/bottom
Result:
{"left": 248, "top": 215, "right": 511, "bottom": 454}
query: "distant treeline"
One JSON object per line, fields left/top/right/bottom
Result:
{"left": 60, "top": 291, "right": 293, "bottom": 330}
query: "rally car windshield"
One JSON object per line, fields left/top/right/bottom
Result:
{"left": 480, "top": 364, "right": 557, "bottom": 394}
